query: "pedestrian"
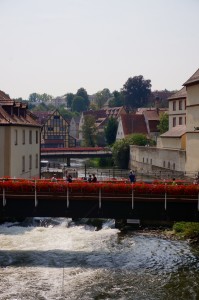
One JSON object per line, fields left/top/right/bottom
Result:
{"left": 88, "top": 174, "right": 92, "bottom": 183}
{"left": 129, "top": 171, "right": 136, "bottom": 183}
{"left": 67, "top": 174, "right": 72, "bottom": 183}
{"left": 92, "top": 174, "right": 97, "bottom": 183}
{"left": 172, "top": 178, "right": 176, "bottom": 185}
{"left": 51, "top": 174, "right": 57, "bottom": 182}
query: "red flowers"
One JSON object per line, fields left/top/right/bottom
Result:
{"left": 0, "top": 178, "right": 198, "bottom": 195}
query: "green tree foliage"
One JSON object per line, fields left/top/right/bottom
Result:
{"left": 122, "top": 75, "right": 151, "bottom": 109}
{"left": 95, "top": 88, "right": 111, "bottom": 108}
{"left": 58, "top": 106, "right": 79, "bottom": 120}
{"left": 126, "top": 133, "right": 148, "bottom": 146}
{"left": 29, "top": 93, "right": 53, "bottom": 103}
{"left": 72, "top": 96, "right": 87, "bottom": 112}
{"left": 76, "top": 88, "right": 90, "bottom": 109}
{"left": 157, "top": 112, "right": 169, "bottom": 134}
{"left": 109, "top": 90, "right": 124, "bottom": 107}
{"left": 31, "top": 102, "right": 49, "bottom": 112}
{"left": 66, "top": 93, "right": 74, "bottom": 108}
{"left": 82, "top": 115, "right": 97, "bottom": 147}
{"left": 112, "top": 133, "right": 148, "bottom": 168}
{"left": 104, "top": 117, "right": 118, "bottom": 145}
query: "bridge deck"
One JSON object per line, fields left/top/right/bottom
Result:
{"left": 1, "top": 190, "right": 199, "bottom": 221}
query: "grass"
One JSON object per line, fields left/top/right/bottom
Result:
{"left": 173, "top": 222, "right": 199, "bottom": 239}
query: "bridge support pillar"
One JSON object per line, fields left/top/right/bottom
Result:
{"left": 67, "top": 157, "right": 70, "bottom": 167}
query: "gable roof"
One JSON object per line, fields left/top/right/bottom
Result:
{"left": 183, "top": 68, "right": 199, "bottom": 87}
{"left": 168, "top": 87, "right": 187, "bottom": 100}
{"left": 120, "top": 114, "right": 148, "bottom": 136}
{"left": 0, "top": 90, "right": 40, "bottom": 127}
{"left": 160, "top": 125, "right": 186, "bottom": 138}
{"left": 0, "top": 90, "right": 14, "bottom": 105}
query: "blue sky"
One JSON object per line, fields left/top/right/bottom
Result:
{"left": 0, "top": 0, "right": 199, "bottom": 99}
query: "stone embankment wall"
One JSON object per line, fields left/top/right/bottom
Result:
{"left": 129, "top": 145, "right": 186, "bottom": 177}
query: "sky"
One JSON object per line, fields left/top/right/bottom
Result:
{"left": 0, "top": 0, "right": 199, "bottom": 100}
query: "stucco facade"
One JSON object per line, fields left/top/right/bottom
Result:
{"left": 129, "top": 68, "right": 199, "bottom": 177}
{"left": 0, "top": 91, "right": 41, "bottom": 178}
{"left": 130, "top": 145, "right": 186, "bottom": 174}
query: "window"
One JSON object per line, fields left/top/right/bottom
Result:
{"left": 173, "top": 117, "right": 176, "bottom": 127}
{"left": 143, "top": 157, "right": 145, "bottom": 163}
{"left": 173, "top": 101, "right": 176, "bottom": 111}
{"left": 36, "top": 131, "right": 38, "bottom": 144}
{"left": 179, "top": 117, "right": 183, "bottom": 125}
{"left": 168, "top": 162, "right": 170, "bottom": 169}
{"left": 173, "top": 163, "right": 175, "bottom": 170}
{"left": 179, "top": 100, "right": 183, "bottom": 110}
{"left": 146, "top": 158, "right": 148, "bottom": 163}
{"left": 29, "top": 130, "right": 32, "bottom": 144}
{"left": 22, "top": 130, "right": 25, "bottom": 144}
{"left": 150, "top": 159, "right": 152, "bottom": 165}
{"left": 35, "top": 154, "right": 38, "bottom": 169}
{"left": 163, "top": 161, "right": 165, "bottom": 168}
{"left": 22, "top": 156, "right": 25, "bottom": 172}
{"left": 29, "top": 155, "right": 32, "bottom": 170}
{"left": 14, "top": 130, "right": 18, "bottom": 145}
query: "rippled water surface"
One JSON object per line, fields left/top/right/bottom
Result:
{"left": 0, "top": 220, "right": 199, "bottom": 300}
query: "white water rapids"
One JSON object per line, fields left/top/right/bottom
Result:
{"left": 0, "top": 219, "right": 199, "bottom": 300}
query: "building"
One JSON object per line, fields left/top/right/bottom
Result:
{"left": 130, "top": 68, "right": 199, "bottom": 177}
{"left": 116, "top": 108, "right": 167, "bottom": 141}
{"left": 116, "top": 114, "right": 148, "bottom": 140}
{"left": 40, "top": 110, "right": 76, "bottom": 148}
{"left": 0, "top": 91, "right": 41, "bottom": 178}
{"left": 183, "top": 69, "right": 199, "bottom": 173}
{"left": 69, "top": 116, "right": 80, "bottom": 140}
{"left": 79, "top": 106, "right": 126, "bottom": 145}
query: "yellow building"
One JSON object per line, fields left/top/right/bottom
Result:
{"left": 0, "top": 91, "right": 41, "bottom": 178}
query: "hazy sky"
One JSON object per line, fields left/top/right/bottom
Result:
{"left": 0, "top": 0, "right": 199, "bottom": 99}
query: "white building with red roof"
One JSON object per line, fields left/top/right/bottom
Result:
{"left": 0, "top": 91, "right": 41, "bottom": 178}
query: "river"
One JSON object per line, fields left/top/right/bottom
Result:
{"left": 0, "top": 219, "right": 199, "bottom": 300}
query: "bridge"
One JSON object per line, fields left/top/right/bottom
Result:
{"left": 41, "top": 147, "right": 112, "bottom": 166}
{"left": 1, "top": 179, "right": 199, "bottom": 223}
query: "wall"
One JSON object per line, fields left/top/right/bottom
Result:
{"left": 130, "top": 145, "right": 186, "bottom": 173}
{"left": 10, "top": 126, "right": 40, "bottom": 178}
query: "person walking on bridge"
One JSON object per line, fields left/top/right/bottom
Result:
{"left": 129, "top": 171, "right": 136, "bottom": 183}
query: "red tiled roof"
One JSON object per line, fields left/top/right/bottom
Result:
{"left": 0, "top": 90, "right": 14, "bottom": 105}
{"left": 121, "top": 114, "right": 148, "bottom": 136}
{"left": 148, "top": 120, "right": 159, "bottom": 132}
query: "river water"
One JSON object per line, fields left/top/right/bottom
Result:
{"left": 0, "top": 219, "right": 199, "bottom": 300}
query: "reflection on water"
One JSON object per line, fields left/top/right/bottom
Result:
{"left": 0, "top": 220, "right": 199, "bottom": 300}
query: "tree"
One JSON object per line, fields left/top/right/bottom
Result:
{"left": 76, "top": 88, "right": 90, "bottom": 109}
{"left": 40, "top": 93, "right": 53, "bottom": 102}
{"left": 157, "top": 112, "right": 169, "bottom": 134}
{"left": 109, "top": 90, "right": 124, "bottom": 107}
{"left": 122, "top": 75, "right": 151, "bottom": 109}
{"left": 29, "top": 93, "right": 40, "bottom": 102}
{"left": 82, "top": 115, "right": 97, "bottom": 147}
{"left": 28, "top": 93, "right": 53, "bottom": 103}
{"left": 66, "top": 93, "right": 74, "bottom": 108}
{"left": 112, "top": 133, "right": 148, "bottom": 168}
{"left": 71, "top": 96, "right": 87, "bottom": 112}
{"left": 95, "top": 88, "right": 111, "bottom": 108}
{"left": 104, "top": 117, "right": 118, "bottom": 145}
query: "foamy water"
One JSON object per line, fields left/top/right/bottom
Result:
{"left": 0, "top": 220, "right": 199, "bottom": 300}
